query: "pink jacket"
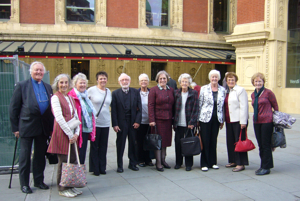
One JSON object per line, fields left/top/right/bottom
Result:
{"left": 68, "top": 89, "right": 96, "bottom": 148}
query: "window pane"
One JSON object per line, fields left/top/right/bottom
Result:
{"left": 286, "top": 0, "right": 300, "bottom": 88}
{"left": 66, "top": 0, "right": 94, "bottom": 23}
{"left": 146, "top": 0, "right": 169, "bottom": 27}
{"left": 0, "top": 0, "right": 11, "bottom": 20}
{"left": 213, "top": 0, "right": 228, "bottom": 32}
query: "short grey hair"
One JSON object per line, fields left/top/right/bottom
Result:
{"left": 139, "top": 73, "right": 149, "bottom": 81}
{"left": 178, "top": 73, "right": 192, "bottom": 85}
{"left": 190, "top": 82, "right": 197, "bottom": 87}
{"left": 29, "top": 61, "right": 46, "bottom": 74}
{"left": 52, "top": 74, "right": 72, "bottom": 91}
{"left": 72, "top": 73, "right": 88, "bottom": 87}
{"left": 208, "top": 69, "right": 221, "bottom": 81}
{"left": 155, "top": 70, "right": 170, "bottom": 83}
{"left": 118, "top": 73, "right": 131, "bottom": 81}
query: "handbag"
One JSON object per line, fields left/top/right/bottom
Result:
{"left": 59, "top": 143, "right": 87, "bottom": 188}
{"left": 194, "top": 126, "right": 203, "bottom": 151}
{"left": 234, "top": 128, "right": 255, "bottom": 152}
{"left": 67, "top": 96, "right": 81, "bottom": 130}
{"left": 180, "top": 128, "right": 201, "bottom": 157}
{"left": 143, "top": 126, "right": 162, "bottom": 151}
{"left": 272, "top": 126, "right": 286, "bottom": 148}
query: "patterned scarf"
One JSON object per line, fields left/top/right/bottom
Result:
{"left": 253, "top": 86, "right": 265, "bottom": 121}
{"left": 74, "top": 88, "right": 96, "bottom": 128}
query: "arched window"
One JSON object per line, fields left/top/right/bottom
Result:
{"left": 286, "top": 0, "right": 300, "bottom": 87}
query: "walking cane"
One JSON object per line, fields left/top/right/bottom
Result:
{"left": 8, "top": 137, "right": 18, "bottom": 189}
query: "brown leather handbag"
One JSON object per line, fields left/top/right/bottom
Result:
{"left": 194, "top": 126, "right": 203, "bottom": 151}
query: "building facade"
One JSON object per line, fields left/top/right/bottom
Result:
{"left": 0, "top": 0, "right": 299, "bottom": 113}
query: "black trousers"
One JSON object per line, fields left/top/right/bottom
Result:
{"left": 19, "top": 134, "right": 48, "bottom": 187}
{"left": 116, "top": 118, "right": 138, "bottom": 168}
{"left": 136, "top": 124, "right": 152, "bottom": 164}
{"left": 254, "top": 122, "right": 274, "bottom": 169}
{"left": 174, "top": 126, "right": 193, "bottom": 167}
{"left": 79, "top": 132, "right": 89, "bottom": 164}
{"left": 226, "top": 122, "right": 249, "bottom": 165}
{"left": 89, "top": 127, "right": 109, "bottom": 174}
{"left": 200, "top": 116, "right": 220, "bottom": 168}
{"left": 57, "top": 144, "right": 77, "bottom": 191}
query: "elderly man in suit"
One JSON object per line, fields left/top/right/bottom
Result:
{"left": 111, "top": 73, "right": 142, "bottom": 173}
{"left": 9, "top": 61, "right": 54, "bottom": 194}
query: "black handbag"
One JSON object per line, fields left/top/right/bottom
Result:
{"left": 272, "top": 126, "right": 286, "bottom": 148}
{"left": 143, "top": 126, "right": 162, "bottom": 151}
{"left": 180, "top": 128, "right": 201, "bottom": 157}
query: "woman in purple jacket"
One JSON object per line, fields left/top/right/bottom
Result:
{"left": 251, "top": 72, "right": 278, "bottom": 176}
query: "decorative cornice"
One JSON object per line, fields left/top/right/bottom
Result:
{"left": 224, "top": 31, "right": 270, "bottom": 44}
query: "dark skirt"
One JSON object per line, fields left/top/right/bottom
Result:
{"left": 154, "top": 119, "right": 173, "bottom": 147}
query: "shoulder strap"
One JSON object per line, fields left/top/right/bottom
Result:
{"left": 96, "top": 88, "right": 107, "bottom": 117}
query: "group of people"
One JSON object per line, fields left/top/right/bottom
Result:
{"left": 9, "top": 61, "right": 278, "bottom": 198}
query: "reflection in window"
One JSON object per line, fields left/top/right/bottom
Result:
{"left": 213, "top": 0, "right": 228, "bottom": 32}
{"left": 66, "top": 0, "right": 94, "bottom": 23}
{"left": 146, "top": 0, "right": 169, "bottom": 27}
{"left": 71, "top": 60, "right": 90, "bottom": 79}
{"left": 286, "top": 0, "right": 300, "bottom": 88}
{"left": 151, "top": 62, "right": 166, "bottom": 81}
{"left": 0, "top": 0, "right": 11, "bottom": 20}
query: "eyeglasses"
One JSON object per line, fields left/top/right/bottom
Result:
{"left": 37, "top": 92, "right": 49, "bottom": 103}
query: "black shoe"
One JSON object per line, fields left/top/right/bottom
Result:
{"left": 255, "top": 168, "right": 262, "bottom": 174}
{"left": 162, "top": 163, "right": 171, "bottom": 169}
{"left": 138, "top": 163, "right": 146, "bottom": 167}
{"left": 174, "top": 165, "right": 181, "bottom": 169}
{"left": 128, "top": 165, "right": 139, "bottom": 171}
{"left": 145, "top": 162, "right": 154, "bottom": 166}
{"left": 186, "top": 166, "right": 192, "bottom": 171}
{"left": 117, "top": 167, "right": 124, "bottom": 173}
{"left": 156, "top": 166, "right": 164, "bottom": 172}
{"left": 256, "top": 168, "right": 270, "bottom": 175}
{"left": 100, "top": 171, "right": 106, "bottom": 175}
{"left": 34, "top": 182, "right": 49, "bottom": 190}
{"left": 21, "top": 186, "right": 33, "bottom": 194}
{"left": 93, "top": 172, "right": 100, "bottom": 176}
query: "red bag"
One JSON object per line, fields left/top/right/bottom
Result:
{"left": 234, "top": 128, "right": 255, "bottom": 152}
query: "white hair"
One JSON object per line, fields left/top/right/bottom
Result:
{"left": 72, "top": 73, "right": 88, "bottom": 87}
{"left": 52, "top": 74, "right": 72, "bottom": 91}
{"left": 178, "top": 73, "right": 192, "bottom": 84}
{"left": 139, "top": 73, "right": 149, "bottom": 81}
{"left": 208, "top": 69, "right": 221, "bottom": 81}
{"left": 190, "top": 82, "right": 197, "bottom": 87}
{"left": 118, "top": 73, "right": 131, "bottom": 81}
{"left": 29, "top": 61, "right": 46, "bottom": 74}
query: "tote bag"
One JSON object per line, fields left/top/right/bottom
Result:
{"left": 181, "top": 128, "right": 201, "bottom": 157}
{"left": 143, "top": 126, "right": 162, "bottom": 151}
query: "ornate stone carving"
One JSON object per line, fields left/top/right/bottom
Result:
{"left": 138, "top": 61, "right": 145, "bottom": 76}
{"left": 236, "top": 46, "right": 264, "bottom": 54}
{"left": 230, "top": 0, "right": 237, "bottom": 33}
{"left": 265, "top": 41, "right": 269, "bottom": 87}
{"left": 209, "top": 0, "right": 214, "bottom": 33}
{"left": 139, "top": 0, "right": 147, "bottom": 28}
{"left": 278, "top": 0, "right": 284, "bottom": 29}
{"left": 55, "top": 0, "right": 66, "bottom": 24}
{"left": 189, "top": 68, "right": 196, "bottom": 77}
{"left": 171, "top": 0, "right": 183, "bottom": 31}
{"left": 9, "top": 0, "right": 20, "bottom": 23}
{"left": 97, "top": 59, "right": 106, "bottom": 72}
{"left": 117, "top": 66, "right": 126, "bottom": 75}
{"left": 55, "top": 59, "right": 63, "bottom": 74}
{"left": 174, "top": 62, "right": 180, "bottom": 80}
{"left": 266, "top": 0, "right": 270, "bottom": 28}
{"left": 96, "top": 0, "right": 106, "bottom": 26}
{"left": 277, "top": 42, "right": 283, "bottom": 87}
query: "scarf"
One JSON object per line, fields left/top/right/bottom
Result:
{"left": 253, "top": 86, "right": 265, "bottom": 122}
{"left": 74, "top": 88, "right": 97, "bottom": 129}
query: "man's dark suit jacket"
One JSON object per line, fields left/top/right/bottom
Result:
{"left": 167, "top": 78, "right": 178, "bottom": 90}
{"left": 111, "top": 88, "right": 142, "bottom": 129}
{"left": 9, "top": 79, "right": 54, "bottom": 137}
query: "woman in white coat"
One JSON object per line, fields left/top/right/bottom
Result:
{"left": 198, "top": 70, "right": 226, "bottom": 171}
{"left": 224, "top": 72, "right": 249, "bottom": 172}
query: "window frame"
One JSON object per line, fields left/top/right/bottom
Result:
{"left": 0, "top": 1, "right": 11, "bottom": 22}
{"left": 146, "top": 0, "right": 170, "bottom": 29}
{"left": 65, "top": 0, "right": 96, "bottom": 24}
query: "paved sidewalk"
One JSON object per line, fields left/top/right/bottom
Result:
{"left": 1, "top": 113, "right": 300, "bottom": 201}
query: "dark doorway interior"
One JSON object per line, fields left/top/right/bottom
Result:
{"left": 215, "top": 64, "right": 227, "bottom": 85}
{"left": 71, "top": 60, "right": 90, "bottom": 79}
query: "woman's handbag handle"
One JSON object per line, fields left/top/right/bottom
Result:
{"left": 184, "top": 128, "right": 194, "bottom": 138}
{"left": 239, "top": 128, "right": 248, "bottom": 140}
{"left": 67, "top": 143, "right": 81, "bottom": 167}
{"left": 148, "top": 125, "right": 158, "bottom": 134}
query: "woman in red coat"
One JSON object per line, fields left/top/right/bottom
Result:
{"left": 148, "top": 70, "right": 175, "bottom": 171}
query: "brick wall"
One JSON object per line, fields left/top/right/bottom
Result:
{"left": 183, "top": 0, "right": 208, "bottom": 33}
{"left": 107, "top": 0, "right": 138, "bottom": 28}
{"left": 20, "top": 0, "right": 55, "bottom": 24}
{"left": 237, "top": 0, "right": 264, "bottom": 24}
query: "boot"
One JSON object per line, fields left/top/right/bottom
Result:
{"left": 155, "top": 150, "right": 164, "bottom": 171}
{"left": 161, "top": 147, "right": 171, "bottom": 169}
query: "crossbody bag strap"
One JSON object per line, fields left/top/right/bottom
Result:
{"left": 96, "top": 88, "right": 107, "bottom": 118}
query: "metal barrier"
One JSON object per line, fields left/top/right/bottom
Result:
{"left": 0, "top": 55, "right": 50, "bottom": 168}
